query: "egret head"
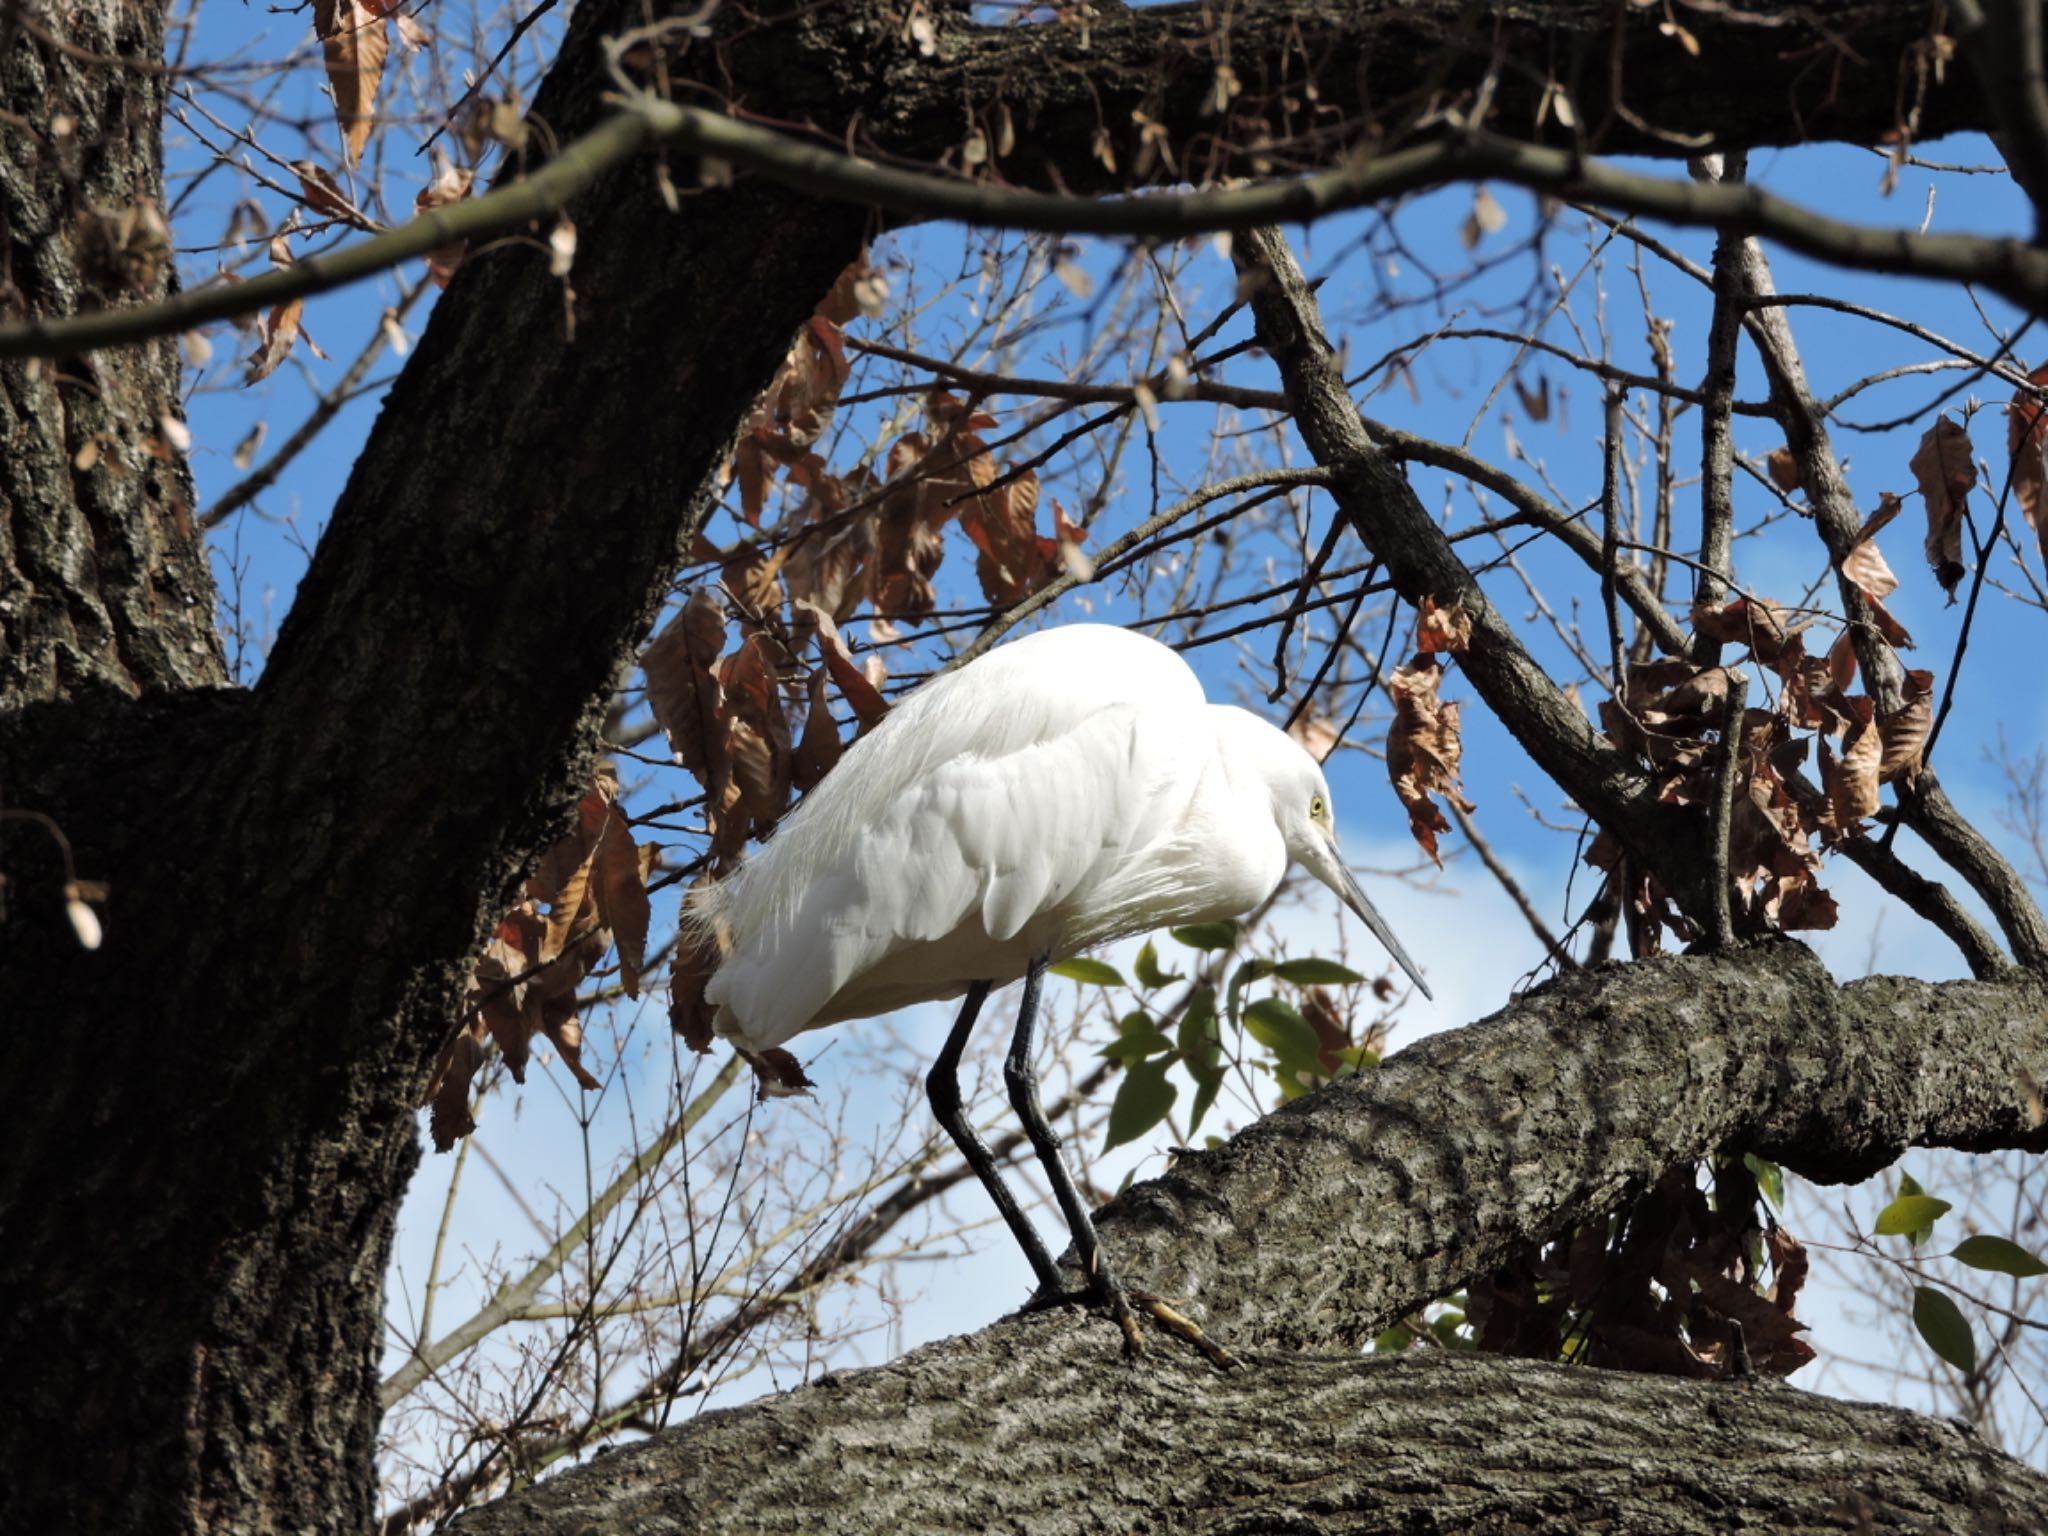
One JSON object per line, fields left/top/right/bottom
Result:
{"left": 1270, "top": 739, "right": 1434, "bottom": 1002}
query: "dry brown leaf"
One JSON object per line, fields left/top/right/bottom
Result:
{"left": 872, "top": 483, "right": 947, "bottom": 617}
{"left": 413, "top": 159, "right": 475, "bottom": 287}
{"left": 818, "top": 254, "right": 873, "bottom": 326}
{"left": 1910, "top": 413, "right": 1975, "bottom": 597}
{"left": 799, "top": 603, "right": 891, "bottom": 729}
{"left": 423, "top": 1024, "right": 487, "bottom": 1150}
{"left": 791, "top": 668, "right": 844, "bottom": 791}
{"left": 1820, "top": 695, "right": 1882, "bottom": 831}
{"left": 316, "top": 0, "right": 388, "bottom": 166}
{"left": 594, "top": 804, "right": 650, "bottom": 997}
{"left": 784, "top": 519, "right": 870, "bottom": 626}
{"left": 1824, "top": 628, "right": 1858, "bottom": 696}
{"left": 245, "top": 297, "right": 306, "bottom": 385}
{"left": 1766, "top": 447, "right": 1801, "bottom": 494}
{"left": 1386, "top": 656, "right": 1475, "bottom": 867}
{"left": 1839, "top": 493, "right": 1902, "bottom": 602}
{"left": 2008, "top": 364, "right": 2048, "bottom": 564}
{"left": 1692, "top": 596, "right": 1797, "bottom": 663}
{"left": 1878, "top": 669, "right": 1935, "bottom": 784}
{"left": 471, "top": 905, "right": 544, "bottom": 1079}
{"left": 960, "top": 470, "right": 1064, "bottom": 604}
{"left": 745, "top": 1046, "right": 816, "bottom": 1098}
{"left": 541, "top": 833, "right": 600, "bottom": 961}
{"left": 540, "top": 1001, "right": 603, "bottom": 1089}
{"left": 642, "top": 589, "right": 728, "bottom": 795}
{"left": 670, "top": 876, "right": 728, "bottom": 1052}
{"left": 720, "top": 543, "right": 785, "bottom": 623}
{"left": 288, "top": 160, "right": 356, "bottom": 222}
{"left": 719, "top": 634, "right": 792, "bottom": 822}
{"left": 1413, "top": 594, "right": 1472, "bottom": 654}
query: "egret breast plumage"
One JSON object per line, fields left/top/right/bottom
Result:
{"left": 693, "top": 622, "right": 1427, "bottom": 1353}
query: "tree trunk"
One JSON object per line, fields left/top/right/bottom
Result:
{"left": 0, "top": 0, "right": 2021, "bottom": 1529}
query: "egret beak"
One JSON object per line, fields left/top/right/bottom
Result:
{"left": 1305, "top": 837, "right": 1432, "bottom": 1001}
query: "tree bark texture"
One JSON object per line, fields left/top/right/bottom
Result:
{"left": 0, "top": 0, "right": 222, "bottom": 699}
{"left": 449, "top": 1350, "right": 2046, "bottom": 1536}
{"left": 453, "top": 944, "right": 2048, "bottom": 1534}
{"left": 0, "top": 1, "right": 2020, "bottom": 1531}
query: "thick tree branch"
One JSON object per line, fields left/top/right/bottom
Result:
{"left": 453, "top": 1345, "right": 2048, "bottom": 1535}
{"left": 4, "top": 1, "right": 2028, "bottom": 362}
{"left": 456, "top": 942, "right": 2048, "bottom": 1532}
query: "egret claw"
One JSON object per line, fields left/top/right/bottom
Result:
{"left": 1129, "top": 1289, "right": 1236, "bottom": 1369}
{"left": 1022, "top": 1278, "right": 1235, "bottom": 1367}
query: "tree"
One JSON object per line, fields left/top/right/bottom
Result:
{"left": 3, "top": 0, "right": 2047, "bottom": 1530}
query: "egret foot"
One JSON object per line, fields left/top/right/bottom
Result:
{"left": 1129, "top": 1288, "right": 1235, "bottom": 1369}
{"left": 1024, "top": 1275, "right": 1236, "bottom": 1367}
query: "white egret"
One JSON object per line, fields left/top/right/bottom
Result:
{"left": 696, "top": 623, "right": 1427, "bottom": 1348}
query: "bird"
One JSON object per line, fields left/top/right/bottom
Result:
{"left": 694, "top": 622, "right": 1429, "bottom": 1350}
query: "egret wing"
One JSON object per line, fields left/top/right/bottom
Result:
{"left": 706, "top": 671, "right": 1199, "bottom": 1050}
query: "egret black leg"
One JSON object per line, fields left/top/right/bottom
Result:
{"left": 1002, "top": 955, "right": 1142, "bottom": 1349}
{"left": 926, "top": 979, "right": 1063, "bottom": 1296}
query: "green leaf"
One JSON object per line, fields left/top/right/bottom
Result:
{"left": 1874, "top": 1193, "right": 1952, "bottom": 1242}
{"left": 1371, "top": 1321, "right": 1417, "bottom": 1353}
{"left": 1098, "top": 1011, "right": 1174, "bottom": 1065}
{"left": 1051, "top": 957, "right": 1124, "bottom": 987}
{"left": 1273, "top": 957, "right": 1367, "bottom": 986}
{"left": 1133, "top": 939, "right": 1180, "bottom": 990}
{"left": 1951, "top": 1235, "right": 2048, "bottom": 1278}
{"left": 1743, "top": 1153, "right": 1785, "bottom": 1211}
{"left": 1188, "top": 1073, "right": 1222, "bottom": 1136}
{"left": 1911, "top": 1286, "right": 1977, "bottom": 1374}
{"left": 1176, "top": 986, "right": 1222, "bottom": 1081}
{"left": 1262, "top": 1060, "right": 1308, "bottom": 1099}
{"left": 1243, "top": 997, "right": 1323, "bottom": 1079}
{"left": 1103, "top": 1059, "right": 1177, "bottom": 1153}
{"left": 1336, "top": 1044, "right": 1380, "bottom": 1073}
{"left": 1169, "top": 920, "right": 1238, "bottom": 951}
{"left": 1898, "top": 1169, "right": 1926, "bottom": 1198}
{"left": 1224, "top": 957, "right": 1271, "bottom": 1028}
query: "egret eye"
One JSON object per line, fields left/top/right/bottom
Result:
{"left": 1309, "top": 793, "right": 1326, "bottom": 822}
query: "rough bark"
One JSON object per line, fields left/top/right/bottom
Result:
{"left": 453, "top": 943, "right": 2048, "bottom": 1533}
{"left": 450, "top": 1350, "right": 2046, "bottom": 1536}
{"left": 0, "top": 0, "right": 222, "bottom": 699}
{"left": 0, "top": 0, "right": 2024, "bottom": 1531}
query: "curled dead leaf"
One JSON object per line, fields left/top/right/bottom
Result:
{"left": 413, "top": 159, "right": 475, "bottom": 287}
{"left": 423, "top": 1023, "right": 487, "bottom": 1150}
{"left": 800, "top": 602, "right": 891, "bottom": 730}
{"left": 642, "top": 589, "right": 729, "bottom": 794}
{"left": 791, "top": 668, "right": 844, "bottom": 792}
{"left": 1839, "top": 494, "right": 1902, "bottom": 603}
{"left": 2008, "top": 363, "right": 2048, "bottom": 567}
{"left": 1386, "top": 656, "right": 1475, "bottom": 866}
{"left": 1910, "top": 414, "right": 1975, "bottom": 598}
{"left": 1877, "top": 669, "right": 1935, "bottom": 784}
{"left": 1413, "top": 594, "right": 1472, "bottom": 654}
{"left": 316, "top": 0, "right": 388, "bottom": 166}
{"left": 1692, "top": 596, "right": 1799, "bottom": 664}
{"left": 594, "top": 804, "right": 650, "bottom": 997}
{"left": 671, "top": 875, "right": 729, "bottom": 1052}
{"left": 1819, "top": 695, "right": 1882, "bottom": 832}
